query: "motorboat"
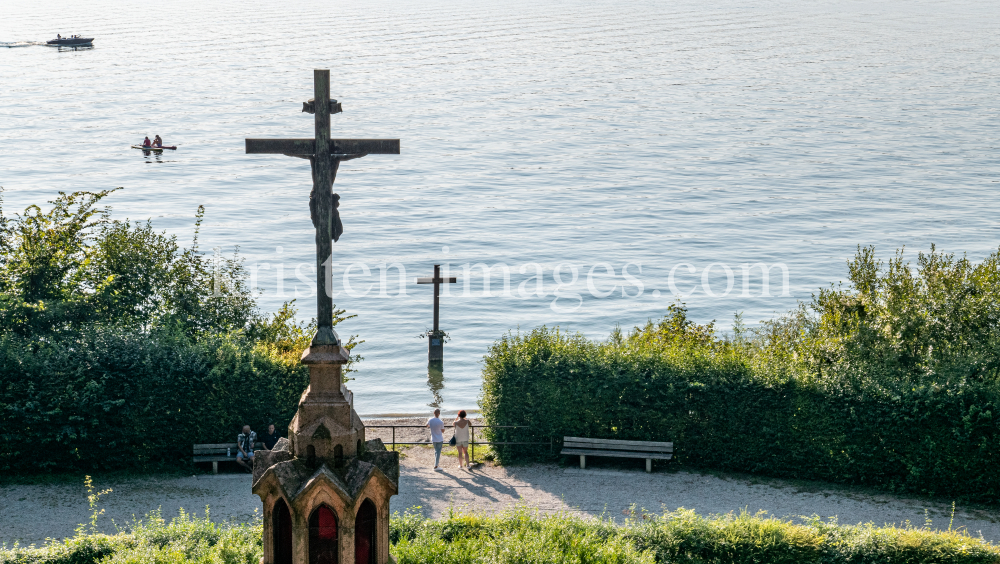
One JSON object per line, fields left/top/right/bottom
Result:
{"left": 47, "top": 36, "right": 94, "bottom": 46}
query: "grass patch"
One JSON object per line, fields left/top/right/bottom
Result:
{"left": 4, "top": 506, "right": 997, "bottom": 564}
{"left": 392, "top": 506, "right": 1000, "bottom": 564}
{"left": 0, "top": 509, "right": 261, "bottom": 564}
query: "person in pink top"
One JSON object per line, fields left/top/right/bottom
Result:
{"left": 454, "top": 410, "right": 472, "bottom": 469}
{"left": 141, "top": 136, "right": 151, "bottom": 148}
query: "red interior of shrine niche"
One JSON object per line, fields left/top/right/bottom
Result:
{"left": 318, "top": 506, "right": 337, "bottom": 539}
{"left": 355, "top": 499, "right": 376, "bottom": 564}
{"left": 309, "top": 504, "right": 339, "bottom": 564}
{"left": 274, "top": 499, "right": 293, "bottom": 564}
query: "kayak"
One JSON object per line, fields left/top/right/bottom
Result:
{"left": 131, "top": 145, "right": 177, "bottom": 151}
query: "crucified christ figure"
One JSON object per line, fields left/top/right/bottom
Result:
{"left": 306, "top": 153, "right": 364, "bottom": 243}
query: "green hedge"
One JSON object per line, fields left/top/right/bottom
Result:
{"left": 481, "top": 246, "right": 1000, "bottom": 501}
{"left": 480, "top": 325, "right": 1000, "bottom": 501}
{"left": 4, "top": 507, "right": 997, "bottom": 564}
{"left": 0, "top": 327, "right": 309, "bottom": 473}
{"left": 0, "top": 189, "right": 361, "bottom": 475}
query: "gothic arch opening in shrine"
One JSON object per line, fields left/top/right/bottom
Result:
{"left": 355, "top": 499, "right": 377, "bottom": 564}
{"left": 308, "top": 504, "right": 338, "bottom": 564}
{"left": 273, "top": 498, "right": 293, "bottom": 564}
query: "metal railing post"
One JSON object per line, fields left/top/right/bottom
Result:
{"left": 392, "top": 426, "right": 395, "bottom": 451}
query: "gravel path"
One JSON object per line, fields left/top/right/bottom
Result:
{"left": 396, "top": 444, "right": 1000, "bottom": 540}
{"left": 3, "top": 420, "right": 998, "bottom": 546}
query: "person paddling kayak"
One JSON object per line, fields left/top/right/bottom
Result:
{"left": 131, "top": 137, "right": 176, "bottom": 151}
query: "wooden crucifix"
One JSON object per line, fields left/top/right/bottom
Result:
{"left": 246, "top": 69, "right": 399, "bottom": 347}
{"left": 417, "top": 264, "right": 457, "bottom": 363}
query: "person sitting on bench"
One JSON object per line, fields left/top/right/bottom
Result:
{"left": 236, "top": 425, "right": 256, "bottom": 472}
{"left": 261, "top": 423, "right": 280, "bottom": 450}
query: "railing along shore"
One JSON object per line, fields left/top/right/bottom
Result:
{"left": 365, "top": 424, "right": 551, "bottom": 461}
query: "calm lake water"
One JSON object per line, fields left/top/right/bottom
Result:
{"left": 2, "top": 0, "right": 999, "bottom": 416}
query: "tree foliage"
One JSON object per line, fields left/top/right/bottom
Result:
{"left": 0, "top": 188, "right": 256, "bottom": 336}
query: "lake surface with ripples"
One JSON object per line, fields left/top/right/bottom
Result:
{"left": 2, "top": 0, "right": 999, "bottom": 416}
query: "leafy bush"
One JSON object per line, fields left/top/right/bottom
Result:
{"left": 481, "top": 246, "right": 1000, "bottom": 501}
{"left": 0, "top": 189, "right": 256, "bottom": 337}
{"left": 0, "top": 190, "right": 359, "bottom": 473}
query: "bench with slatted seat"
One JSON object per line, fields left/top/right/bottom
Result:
{"left": 560, "top": 436, "right": 673, "bottom": 473}
{"left": 193, "top": 442, "right": 263, "bottom": 474}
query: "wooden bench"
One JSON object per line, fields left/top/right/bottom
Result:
{"left": 561, "top": 436, "right": 673, "bottom": 473}
{"left": 193, "top": 442, "right": 264, "bottom": 474}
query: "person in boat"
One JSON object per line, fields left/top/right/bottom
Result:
{"left": 57, "top": 34, "right": 61, "bottom": 39}
{"left": 152, "top": 135, "right": 163, "bottom": 148}
{"left": 142, "top": 136, "right": 152, "bottom": 148}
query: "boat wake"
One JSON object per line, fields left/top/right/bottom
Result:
{"left": 1, "top": 41, "right": 46, "bottom": 48}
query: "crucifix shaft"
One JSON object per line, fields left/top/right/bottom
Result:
{"left": 312, "top": 70, "right": 337, "bottom": 345}
{"left": 433, "top": 264, "right": 441, "bottom": 332}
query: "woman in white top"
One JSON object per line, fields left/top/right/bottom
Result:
{"left": 454, "top": 410, "right": 472, "bottom": 469}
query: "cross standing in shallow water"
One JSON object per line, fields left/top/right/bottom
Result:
{"left": 417, "top": 264, "right": 458, "bottom": 335}
{"left": 246, "top": 69, "right": 400, "bottom": 347}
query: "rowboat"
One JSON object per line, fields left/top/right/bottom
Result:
{"left": 47, "top": 37, "right": 94, "bottom": 46}
{"left": 131, "top": 145, "right": 177, "bottom": 151}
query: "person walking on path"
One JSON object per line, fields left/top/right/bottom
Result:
{"left": 426, "top": 409, "right": 445, "bottom": 470}
{"left": 454, "top": 410, "right": 472, "bottom": 469}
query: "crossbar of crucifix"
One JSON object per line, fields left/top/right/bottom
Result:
{"left": 245, "top": 69, "right": 399, "bottom": 347}
{"left": 417, "top": 265, "right": 457, "bottom": 333}
{"left": 245, "top": 138, "right": 400, "bottom": 156}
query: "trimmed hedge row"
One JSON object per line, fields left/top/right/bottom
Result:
{"left": 480, "top": 327, "right": 1000, "bottom": 501}
{"left": 0, "top": 327, "right": 308, "bottom": 473}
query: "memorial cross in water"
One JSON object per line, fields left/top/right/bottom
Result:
{"left": 417, "top": 264, "right": 458, "bottom": 334}
{"left": 246, "top": 69, "right": 399, "bottom": 347}
{"left": 417, "top": 264, "right": 457, "bottom": 363}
